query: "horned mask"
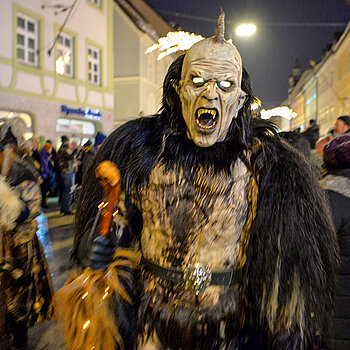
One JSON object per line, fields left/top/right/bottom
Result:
{"left": 178, "top": 12, "right": 247, "bottom": 147}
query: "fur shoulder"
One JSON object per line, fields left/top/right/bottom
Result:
{"left": 244, "top": 134, "right": 338, "bottom": 347}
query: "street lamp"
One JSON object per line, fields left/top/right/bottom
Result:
{"left": 235, "top": 23, "right": 256, "bottom": 37}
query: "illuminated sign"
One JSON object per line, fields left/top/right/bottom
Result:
{"left": 61, "top": 105, "right": 102, "bottom": 120}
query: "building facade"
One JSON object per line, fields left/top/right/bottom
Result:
{"left": 113, "top": 0, "right": 174, "bottom": 127}
{"left": 288, "top": 21, "right": 350, "bottom": 137}
{"left": 334, "top": 25, "right": 350, "bottom": 130}
{"left": 316, "top": 51, "right": 336, "bottom": 136}
{"left": 0, "top": 0, "right": 115, "bottom": 147}
{"left": 0, "top": 0, "right": 176, "bottom": 146}
{"left": 289, "top": 70, "right": 312, "bottom": 131}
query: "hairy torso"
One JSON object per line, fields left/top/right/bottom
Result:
{"left": 139, "top": 158, "right": 249, "bottom": 306}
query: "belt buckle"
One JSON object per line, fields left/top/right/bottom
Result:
{"left": 183, "top": 263, "right": 212, "bottom": 295}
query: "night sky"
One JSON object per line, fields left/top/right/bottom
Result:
{"left": 146, "top": 0, "right": 350, "bottom": 108}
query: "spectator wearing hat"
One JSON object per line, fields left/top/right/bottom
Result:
{"left": 319, "top": 134, "right": 350, "bottom": 350}
{"left": 57, "top": 135, "right": 78, "bottom": 215}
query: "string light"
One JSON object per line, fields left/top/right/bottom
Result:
{"left": 146, "top": 31, "right": 205, "bottom": 60}
{"left": 260, "top": 106, "right": 297, "bottom": 120}
{"left": 82, "top": 292, "right": 89, "bottom": 299}
{"left": 83, "top": 320, "right": 91, "bottom": 330}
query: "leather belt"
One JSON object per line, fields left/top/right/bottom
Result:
{"left": 141, "top": 257, "right": 242, "bottom": 294}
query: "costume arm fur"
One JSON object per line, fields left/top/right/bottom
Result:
{"left": 71, "top": 117, "right": 162, "bottom": 350}
{"left": 243, "top": 138, "right": 338, "bottom": 349}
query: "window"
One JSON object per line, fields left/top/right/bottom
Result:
{"left": 16, "top": 13, "right": 38, "bottom": 66}
{"left": 87, "top": 46, "right": 101, "bottom": 85}
{"left": 88, "top": 0, "right": 101, "bottom": 8}
{"left": 56, "top": 118, "right": 96, "bottom": 135}
{"left": 56, "top": 32, "right": 74, "bottom": 77}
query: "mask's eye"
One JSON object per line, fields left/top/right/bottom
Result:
{"left": 218, "top": 80, "right": 233, "bottom": 91}
{"left": 192, "top": 76, "right": 205, "bottom": 87}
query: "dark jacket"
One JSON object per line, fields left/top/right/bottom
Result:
{"left": 57, "top": 144, "right": 76, "bottom": 174}
{"left": 40, "top": 149, "right": 52, "bottom": 180}
{"left": 320, "top": 169, "right": 350, "bottom": 350}
{"left": 81, "top": 146, "right": 95, "bottom": 175}
{"left": 303, "top": 124, "right": 320, "bottom": 149}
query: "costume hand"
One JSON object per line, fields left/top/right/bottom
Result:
{"left": 88, "top": 235, "right": 115, "bottom": 270}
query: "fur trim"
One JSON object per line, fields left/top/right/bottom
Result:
{"left": 319, "top": 175, "right": 350, "bottom": 199}
{"left": 0, "top": 177, "right": 22, "bottom": 229}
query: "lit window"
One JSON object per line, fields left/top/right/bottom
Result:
{"left": 56, "top": 118, "right": 96, "bottom": 135}
{"left": 87, "top": 46, "right": 101, "bottom": 85}
{"left": 56, "top": 32, "right": 74, "bottom": 77}
{"left": 16, "top": 13, "right": 38, "bottom": 66}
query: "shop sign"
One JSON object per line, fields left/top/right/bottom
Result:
{"left": 61, "top": 105, "right": 102, "bottom": 120}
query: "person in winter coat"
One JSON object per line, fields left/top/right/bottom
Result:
{"left": 57, "top": 135, "right": 78, "bottom": 215}
{"left": 320, "top": 133, "right": 350, "bottom": 350}
{"left": 40, "top": 142, "right": 52, "bottom": 208}
{"left": 303, "top": 119, "right": 320, "bottom": 149}
{"left": 0, "top": 117, "right": 53, "bottom": 350}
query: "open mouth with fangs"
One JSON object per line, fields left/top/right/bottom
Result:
{"left": 195, "top": 107, "right": 218, "bottom": 132}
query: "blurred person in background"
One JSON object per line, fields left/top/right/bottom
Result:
{"left": 0, "top": 117, "right": 53, "bottom": 350}
{"left": 334, "top": 116, "right": 350, "bottom": 136}
{"left": 303, "top": 119, "right": 320, "bottom": 149}
{"left": 40, "top": 141, "right": 53, "bottom": 208}
{"left": 316, "top": 115, "right": 350, "bottom": 157}
{"left": 46, "top": 139, "right": 63, "bottom": 200}
{"left": 23, "top": 137, "right": 42, "bottom": 173}
{"left": 75, "top": 140, "right": 94, "bottom": 186}
{"left": 320, "top": 134, "right": 350, "bottom": 350}
{"left": 57, "top": 135, "right": 78, "bottom": 215}
{"left": 94, "top": 131, "right": 106, "bottom": 150}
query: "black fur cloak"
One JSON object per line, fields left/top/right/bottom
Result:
{"left": 71, "top": 55, "right": 338, "bottom": 350}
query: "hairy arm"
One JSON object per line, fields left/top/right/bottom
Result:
{"left": 244, "top": 139, "right": 338, "bottom": 349}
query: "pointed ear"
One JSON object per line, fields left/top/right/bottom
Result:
{"left": 237, "top": 90, "right": 247, "bottom": 111}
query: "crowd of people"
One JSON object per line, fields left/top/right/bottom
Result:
{"left": 19, "top": 132, "right": 107, "bottom": 215}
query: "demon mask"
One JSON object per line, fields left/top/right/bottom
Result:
{"left": 177, "top": 13, "right": 247, "bottom": 147}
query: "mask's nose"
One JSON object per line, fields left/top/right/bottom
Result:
{"left": 202, "top": 81, "right": 218, "bottom": 102}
